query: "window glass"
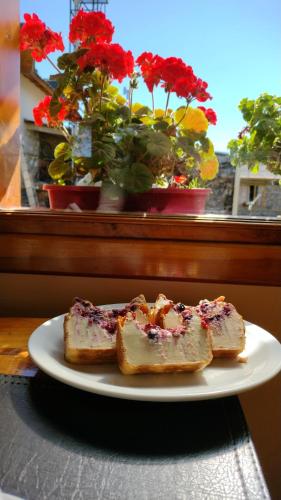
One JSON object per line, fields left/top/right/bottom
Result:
{"left": 2, "top": 0, "right": 280, "bottom": 220}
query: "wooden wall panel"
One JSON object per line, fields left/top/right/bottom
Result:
{"left": 0, "top": 232, "right": 280, "bottom": 285}
{"left": 0, "top": 211, "right": 281, "bottom": 285}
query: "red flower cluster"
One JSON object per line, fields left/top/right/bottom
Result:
{"left": 77, "top": 43, "right": 134, "bottom": 82}
{"left": 20, "top": 13, "right": 64, "bottom": 62}
{"left": 33, "top": 96, "right": 68, "bottom": 127}
{"left": 136, "top": 52, "right": 163, "bottom": 92}
{"left": 173, "top": 175, "right": 188, "bottom": 185}
{"left": 136, "top": 51, "right": 211, "bottom": 102}
{"left": 198, "top": 106, "right": 217, "bottom": 125}
{"left": 69, "top": 10, "right": 114, "bottom": 47}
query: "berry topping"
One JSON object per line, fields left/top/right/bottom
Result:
{"left": 147, "top": 329, "right": 159, "bottom": 342}
{"left": 175, "top": 302, "right": 186, "bottom": 312}
{"left": 223, "top": 305, "right": 231, "bottom": 316}
{"left": 182, "top": 310, "right": 193, "bottom": 321}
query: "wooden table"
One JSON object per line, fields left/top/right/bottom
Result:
{"left": 0, "top": 317, "right": 270, "bottom": 500}
{"left": 0, "top": 317, "right": 47, "bottom": 376}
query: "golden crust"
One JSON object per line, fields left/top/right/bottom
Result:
{"left": 116, "top": 318, "right": 213, "bottom": 375}
{"left": 64, "top": 314, "right": 116, "bottom": 365}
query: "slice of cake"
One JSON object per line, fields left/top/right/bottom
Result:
{"left": 64, "top": 295, "right": 149, "bottom": 364}
{"left": 116, "top": 312, "right": 213, "bottom": 375}
{"left": 196, "top": 296, "right": 246, "bottom": 358}
{"left": 64, "top": 297, "right": 117, "bottom": 364}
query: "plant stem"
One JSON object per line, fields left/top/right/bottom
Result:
{"left": 45, "top": 54, "right": 62, "bottom": 74}
{"left": 128, "top": 86, "right": 132, "bottom": 123}
{"left": 99, "top": 74, "right": 106, "bottom": 112}
{"left": 165, "top": 91, "right": 171, "bottom": 116}
{"left": 82, "top": 96, "right": 89, "bottom": 118}
{"left": 151, "top": 91, "right": 155, "bottom": 114}
{"left": 60, "top": 125, "right": 71, "bottom": 142}
{"left": 174, "top": 98, "right": 193, "bottom": 128}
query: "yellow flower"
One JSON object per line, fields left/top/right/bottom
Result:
{"left": 175, "top": 107, "right": 208, "bottom": 133}
{"left": 107, "top": 85, "right": 118, "bottom": 96}
{"left": 154, "top": 108, "right": 165, "bottom": 118}
{"left": 201, "top": 139, "right": 215, "bottom": 158}
{"left": 140, "top": 116, "right": 154, "bottom": 125}
{"left": 116, "top": 94, "right": 126, "bottom": 105}
{"left": 131, "top": 102, "right": 144, "bottom": 114}
{"left": 199, "top": 156, "right": 219, "bottom": 180}
{"left": 63, "top": 85, "right": 73, "bottom": 98}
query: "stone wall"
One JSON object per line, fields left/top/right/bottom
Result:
{"left": 205, "top": 153, "right": 235, "bottom": 214}
{"left": 238, "top": 182, "right": 281, "bottom": 218}
{"left": 21, "top": 126, "right": 64, "bottom": 207}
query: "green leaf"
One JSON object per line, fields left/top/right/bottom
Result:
{"left": 134, "top": 106, "right": 152, "bottom": 116}
{"left": 84, "top": 113, "right": 106, "bottom": 124}
{"left": 146, "top": 131, "right": 171, "bottom": 157}
{"left": 73, "top": 157, "right": 95, "bottom": 170}
{"left": 123, "top": 162, "right": 154, "bottom": 193}
{"left": 48, "top": 158, "right": 69, "bottom": 180}
{"left": 49, "top": 98, "right": 62, "bottom": 118}
{"left": 57, "top": 49, "right": 87, "bottom": 70}
{"left": 54, "top": 142, "right": 71, "bottom": 160}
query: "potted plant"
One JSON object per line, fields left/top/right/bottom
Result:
{"left": 20, "top": 10, "right": 219, "bottom": 214}
{"left": 228, "top": 93, "right": 281, "bottom": 178}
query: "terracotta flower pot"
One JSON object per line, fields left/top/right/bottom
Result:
{"left": 123, "top": 187, "right": 211, "bottom": 214}
{"left": 44, "top": 184, "right": 211, "bottom": 215}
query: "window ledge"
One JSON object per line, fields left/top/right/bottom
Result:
{"left": 0, "top": 209, "right": 281, "bottom": 285}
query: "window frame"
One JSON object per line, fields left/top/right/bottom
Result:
{"left": 1, "top": 209, "right": 280, "bottom": 286}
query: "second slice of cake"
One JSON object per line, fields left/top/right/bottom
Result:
{"left": 117, "top": 312, "right": 213, "bottom": 375}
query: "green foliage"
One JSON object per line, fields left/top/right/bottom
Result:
{"left": 41, "top": 42, "right": 219, "bottom": 191}
{"left": 48, "top": 158, "right": 69, "bottom": 180}
{"left": 145, "top": 130, "right": 172, "bottom": 156}
{"left": 110, "top": 162, "right": 154, "bottom": 193}
{"left": 228, "top": 93, "right": 281, "bottom": 176}
{"left": 49, "top": 97, "right": 63, "bottom": 118}
{"left": 54, "top": 142, "right": 71, "bottom": 160}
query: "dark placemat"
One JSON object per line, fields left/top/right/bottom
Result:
{"left": 0, "top": 373, "right": 269, "bottom": 500}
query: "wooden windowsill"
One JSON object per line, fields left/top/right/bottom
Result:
{"left": 0, "top": 209, "right": 281, "bottom": 285}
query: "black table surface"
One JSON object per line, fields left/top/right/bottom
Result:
{"left": 0, "top": 373, "right": 270, "bottom": 500}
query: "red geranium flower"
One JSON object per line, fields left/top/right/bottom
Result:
{"left": 77, "top": 43, "right": 134, "bottom": 82}
{"left": 172, "top": 68, "right": 198, "bottom": 99}
{"left": 192, "top": 79, "right": 212, "bottom": 102}
{"left": 173, "top": 175, "right": 187, "bottom": 185}
{"left": 136, "top": 52, "right": 164, "bottom": 92}
{"left": 33, "top": 96, "right": 68, "bottom": 127}
{"left": 20, "top": 13, "right": 64, "bottom": 62}
{"left": 159, "top": 57, "right": 188, "bottom": 90}
{"left": 198, "top": 106, "right": 217, "bottom": 125}
{"left": 69, "top": 10, "right": 114, "bottom": 46}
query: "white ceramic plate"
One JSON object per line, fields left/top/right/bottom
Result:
{"left": 28, "top": 305, "right": 281, "bottom": 401}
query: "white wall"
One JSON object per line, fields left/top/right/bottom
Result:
{"left": 20, "top": 75, "right": 46, "bottom": 122}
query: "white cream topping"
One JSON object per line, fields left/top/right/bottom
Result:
{"left": 121, "top": 315, "right": 212, "bottom": 366}
{"left": 68, "top": 315, "right": 115, "bottom": 349}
